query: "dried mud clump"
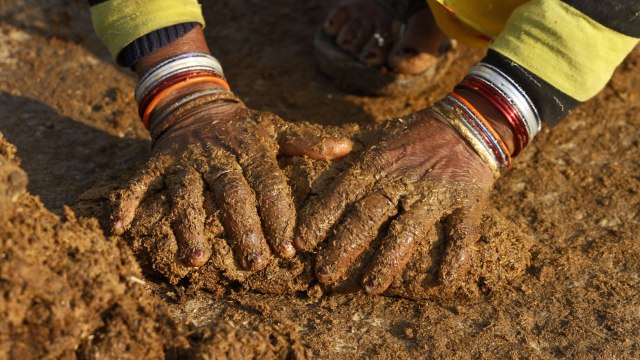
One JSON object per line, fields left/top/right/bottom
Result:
{"left": 77, "top": 123, "right": 533, "bottom": 299}
{"left": 0, "top": 133, "right": 303, "bottom": 359}
{"left": 0, "top": 135, "right": 27, "bottom": 216}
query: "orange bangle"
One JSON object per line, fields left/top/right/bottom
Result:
{"left": 450, "top": 92, "right": 512, "bottom": 168}
{"left": 141, "top": 75, "right": 230, "bottom": 129}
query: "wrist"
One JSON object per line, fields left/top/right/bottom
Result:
{"left": 133, "top": 29, "right": 232, "bottom": 132}
{"left": 136, "top": 26, "right": 212, "bottom": 77}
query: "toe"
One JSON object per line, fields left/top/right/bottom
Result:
{"left": 388, "top": 46, "right": 438, "bottom": 75}
{"left": 359, "top": 32, "right": 391, "bottom": 67}
{"left": 336, "top": 18, "right": 364, "bottom": 51}
{"left": 324, "top": 6, "right": 349, "bottom": 36}
{"left": 349, "top": 22, "right": 374, "bottom": 55}
{"left": 388, "top": 7, "right": 446, "bottom": 75}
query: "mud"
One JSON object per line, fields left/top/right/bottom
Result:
{"left": 1, "top": 0, "right": 639, "bottom": 358}
{"left": 0, "top": 134, "right": 303, "bottom": 359}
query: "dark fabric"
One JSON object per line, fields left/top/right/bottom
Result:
{"left": 117, "top": 22, "right": 199, "bottom": 69}
{"left": 373, "top": 0, "right": 426, "bottom": 21}
{"left": 482, "top": 49, "right": 581, "bottom": 127}
{"left": 561, "top": 0, "right": 640, "bottom": 37}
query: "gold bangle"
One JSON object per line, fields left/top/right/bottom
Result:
{"left": 432, "top": 104, "right": 501, "bottom": 179}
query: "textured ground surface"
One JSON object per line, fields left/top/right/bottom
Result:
{"left": 0, "top": 0, "right": 639, "bottom": 358}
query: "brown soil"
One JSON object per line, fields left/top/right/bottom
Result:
{"left": 1, "top": 0, "right": 639, "bottom": 358}
{"left": 0, "top": 133, "right": 303, "bottom": 359}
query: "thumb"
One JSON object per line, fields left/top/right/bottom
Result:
{"left": 274, "top": 119, "right": 356, "bottom": 160}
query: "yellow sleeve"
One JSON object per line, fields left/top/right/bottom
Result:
{"left": 489, "top": 0, "right": 639, "bottom": 101}
{"left": 426, "top": 0, "right": 527, "bottom": 48}
{"left": 90, "top": 0, "right": 206, "bottom": 60}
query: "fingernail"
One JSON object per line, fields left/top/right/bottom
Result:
{"left": 280, "top": 242, "right": 296, "bottom": 259}
{"left": 189, "top": 247, "right": 209, "bottom": 267}
{"left": 439, "top": 270, "right": 451, "bottom": 283}
{"left": 111, "top": 222, "right": 124, "bottom": 236}
{"left": 363, "top": 277, "right": 378, "bottom": 294}
{"left": 315, "top": 266, "right": 333, "bottom": 284}
{"left": 293, "top": 237, "right": 307, "bottom": 252}
{"left": 246, "top": 252, "right": 268, "bottom": 271}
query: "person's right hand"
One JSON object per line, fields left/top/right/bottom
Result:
{"left": 109, "top": 82, "right": 352, "bottom": 276}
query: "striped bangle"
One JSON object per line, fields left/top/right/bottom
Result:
{"left": 150, "top": 90, "right": 241, "bottom": 142}
{"left": 449, "top": 92, "right": 512, "bottom": 169}
{"left": 149, "top": 88, "right": 227, "bottom": 134}
{"left": 135, "top": 52, "right": 231, "bottom": 131}
{"left": 137, "top": 69, "right": 226, "bottom": 119}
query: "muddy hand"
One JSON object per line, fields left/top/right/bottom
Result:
{"left": 295, "top": 110, "right": 495, "bottom": 294}
{"left": 109, "top": 83, "right": 352, "bottom": 271}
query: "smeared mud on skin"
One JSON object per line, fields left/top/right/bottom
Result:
{"left": 0, "top": 133, "right": 305, "bottom": 358}
{"left": 78, "top": 117, "right": 532, "bottom": 298}
{"left": 78, "top": 112, "right": 356, "bottom": 289}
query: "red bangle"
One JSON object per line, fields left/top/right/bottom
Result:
{"left": 137, "top": 70, "right": 226, "bottom": 119}
{"left": 456, "top": 76, "right": 529, "bottom": 157}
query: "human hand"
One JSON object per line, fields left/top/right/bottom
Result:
{"left": 109, "top": 83, "right": 352, "bottom": 275}
{"left": 295, "top": 108, "right": 499, "bottom": 294}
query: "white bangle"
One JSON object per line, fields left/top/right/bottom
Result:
{"left": 469, "top": 63, "right": 541, "bottom": 138}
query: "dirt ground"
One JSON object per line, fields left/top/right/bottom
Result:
{"left": 1, "top": 0, "right": 639, "bottom": 358}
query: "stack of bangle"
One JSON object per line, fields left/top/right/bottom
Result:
{"left": 135, "top": 52, "right": 231, "bottom": 131}
{"left": 456, "top": 62, "right": 541, "bottom": 157}
{"left": 432, "top": 62, "right": 541, "bottom": 178}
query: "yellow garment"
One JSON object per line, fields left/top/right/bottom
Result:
{"left": 91, "top": 0, "right": 205, "bottom": 60}
{"left": 427, "top": 0, "right": 526, "bottom": 47}
{"left": 427, "top": 0, "right": 639, "bottom": 101}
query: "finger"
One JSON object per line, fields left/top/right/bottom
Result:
{"left": 239, "top": 150, "right": 297, "bottom": 259}
{"left": 439, "top": 204, "right": 483, "bottom": 287}
{"left": 204, "top": 157, "right": 271, "bottom": 271}
{"left": 294, "top": 154, "right": 383, "bottom": 252}
{"left": 336, "top": 18, "right": 363, "bottom": 51}
{"left": 279, "top": 137, "right": 353, "bottom": 160}
{"left": 167, "top": 167, "right": 211, "bottom": 268}
{"left": 350, "top": 22, "right": 374, "bottom": 55}
{"left": 315, "top": 185, "right": 401, "bottom": 285}
{"left": 362, "top": 197, "right": 449, "bottom": 295}
{"left": 109, "top": 155, "right": 169, "bottom": 236}
{"left": 275, "top": 120, "right": 354, "bottom": 160}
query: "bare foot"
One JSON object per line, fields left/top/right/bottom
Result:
{"left": 323, "top": 0, "right": 447, "bottom": 75}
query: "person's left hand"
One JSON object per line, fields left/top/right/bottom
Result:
{"left": 294, "top": 108, "right": 498, "bottom": 294}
